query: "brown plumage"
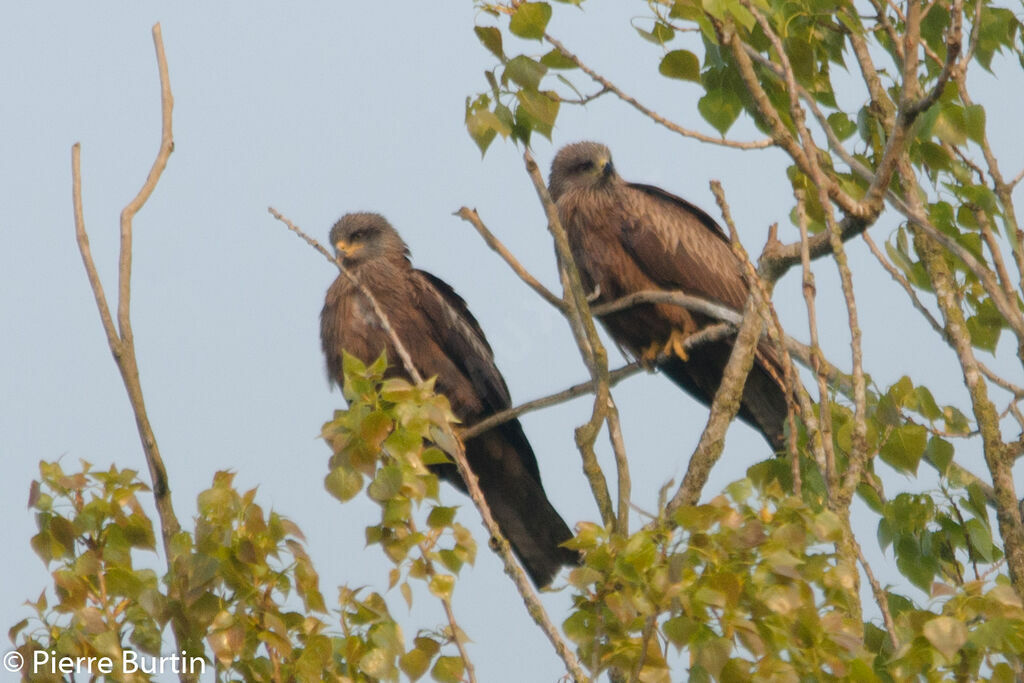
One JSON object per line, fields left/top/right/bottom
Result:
{"left": 320, "top": 212, "right": 577, "bottom": 587}
{"left": 549, "top": 141, "right": 789, "bottom": 450}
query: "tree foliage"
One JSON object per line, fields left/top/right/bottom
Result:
{"left": 13, "top": 0, "right": 1024, "bottom": 680}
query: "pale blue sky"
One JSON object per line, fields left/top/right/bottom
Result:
{"left": 3, "top": 3, "right": 1022, "bottom": 681}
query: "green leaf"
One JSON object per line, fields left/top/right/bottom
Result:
{"left": 427, "top": 505, "right": 457, "bottom": 529}
{"left": 474, "top": 26, "right": 504, "bottom": 60}
{"left": 914, "top": 386, "right": 942, "bottom": 421}
{"left": 880, "top": 423, "right": 928, "bottom": 473}
{"left": 922, "top": 616, "right": 968, "bottom": 661}
{"left": 725, "top": 0, "right": 755, "bottom": 31}
{"left": 504, "top": 55, "right": 547, "bottom": 90}
{"left": 923, "top": 436, "right": 953, "bottom": 476}
{"left": 325, "top": 467, "right": 363, "bottom": 502}
{"left": 367, "top": 465, "right": 403, "bottom": 502}
{"left": 965, "top": 518, "right": 995, "bottom": 562}
{"left": 540, "top": 48, "right": 577, "bottom": 69}
{"left": 933, "top": 103, "right": 967, "bottom": 146}
{"left": 563, "top": 610, "right": 595, "bottom": 644}
{"left": 698, "top": 89, "right": 742, "bottom": 135}
{"left": 466, "top": 107, "right": 507, "bottom": 155}
{"left": 662, "top": 615, "right": 698, "bottom": 649}
{"left": 964, "top": 104, "right": 986, "bottom": 144}
{"left": 431, "top": 656, "right": 465, "bottom": 683}
{"left": 428, "top": 574, "right": 455, "bottom": 600}
{"left": 399, "top": 647, "right": 431, "bottom": 681}
{"left": 659, "top": 50, "right": 700, "bottom": 82}
{"left": 636, "top": 21, "right": 675, "bottom": 44}
{"left": 509, "top": 2, "right": 552, "bottom": 40}
{"left": 516, "top": 89, "right": 560, "bottom": 138}
{"left": 962, "top": 299, "right": 1003, "bottom": 352}
{"left": 827, "top": 112, "right": 857, "bottom": 140}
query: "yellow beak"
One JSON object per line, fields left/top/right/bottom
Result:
{"left": 335, "top": 240, "right": 362, "bottom": 257}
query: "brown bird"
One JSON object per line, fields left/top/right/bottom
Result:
{"left": 320, "top": 212, "right": 578, "bottom": 587}
{"left": 548, "top": 141, "right": 788, "bottom": 450}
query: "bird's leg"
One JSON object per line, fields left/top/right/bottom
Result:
{"left": 586, "top": 284, "right": 602, "bottom": 303}
{"left": 639, "top": 329, "right": 690, "bottom": 368}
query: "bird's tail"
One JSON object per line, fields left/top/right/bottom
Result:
{"left": 459, "top": 427, "right": 579, "bottom": 588}
{"left": 659, "top": 344, "right": 789, "bottom": 452}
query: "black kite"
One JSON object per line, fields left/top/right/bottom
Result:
{"left": 549, "top": 141, "right": 788, "bottom": 450}
{"left": 320, "top": 212, "right": 577, "bottom": 587}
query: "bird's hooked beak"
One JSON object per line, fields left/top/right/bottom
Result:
{"left": 334, "top": 240, "right": 363, "bottom": 259}
{"left": 599, "top": 157, "right": 615, "bottom": 179}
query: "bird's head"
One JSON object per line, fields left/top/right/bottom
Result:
{"left": 328, "top": 212, "right": 409, "bottom": 268}
{"left": 548, "top": 141, "right": 617, "bottom": 201}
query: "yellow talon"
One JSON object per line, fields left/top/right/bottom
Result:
{"left": 667, "top": 330, "right": 689, "bottom": 362}
{"left": 639, "top": 342, "right": 661, "bottom": 369}
{"left": 639, "top": 330, "right": 689, "bottom": 367}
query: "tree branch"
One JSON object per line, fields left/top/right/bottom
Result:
{"left": 522, "top": 148, "right": 629, "bottom": 531}
{"left": 454, "top": 207, "right": 565, "bottom": 311}
{"left": 543, "top": 33, "right": 773, "bottom": 151}
{"left": 462, "top": 325, "right": 735, "bottom": 441}
{"left": 666, "top": 186, "right": 769, "bottom": 511}
{"left": 71, "top": 23, "right": 195, "bottom": 681}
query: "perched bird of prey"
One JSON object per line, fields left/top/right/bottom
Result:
{"left": 320, "top": 212, "right": 577, "bottom": 587}
{"left": 548, "top": 141, "right": 788, "bottom": 450}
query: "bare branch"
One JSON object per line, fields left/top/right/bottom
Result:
{"left": 667, "top": 185, "right": 770, "bottom": 511}
{"left": 462, "top": 324, "right": 735, "bottom": 440}
{"left": 795, "top": 189, "right": 838, "bottom": 494}
{"left": 592, "top": 289, "right": 738, "bottom": 321}
{"left": 522, "top": 147, "right": 629, "bottom": 531}
{"left": 544, "top": 33, "right": 773, "bottom": 151}
{"left": 118, "top": 23, "right": 175, "bottom": 341}
{"left": 71, "top": 23, "right": 194, "bottom": 681}
{"left": 862, "top": 232, "right": 946, "bottom": 336}
{"left": 455, "top": 207, "right": 565, "bottom": 311}
{"left": 668, "top": 290, "right": 765, "bottom": 511}
{"left": 908, "top": 180, "right": 1024, "bottom": 598}
{"left": 72, "top": 146, "right": 119, "bottom": 354}
{"left": 854, "top": 534, "right": 900, "bottom": 650}
{"left": 903, "top": 0, "right": 962, "bottom": 118}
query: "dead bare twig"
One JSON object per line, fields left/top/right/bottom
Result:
{"left": 71, "top": 23, "right": 198, "bottom": 682}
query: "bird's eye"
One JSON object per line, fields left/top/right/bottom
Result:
{"left": 350, "top": 229, "right": 367, "bottom": 241}
{"left": 574, "top": 160, "right": 595, "bottom": 173}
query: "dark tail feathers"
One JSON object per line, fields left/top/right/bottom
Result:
{"left": 453, "top": 425, "right": 578, "bottom": 587}
{"left": 659, "top": 345, "right": 788, "bottom": 452}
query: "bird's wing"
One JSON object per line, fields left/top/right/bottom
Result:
{"left": 412, "top": 269, "right": 545, "bottom": 486}
{"left": 619, "top": 182, "right": 749, "bottom": 311}
{"left": 412, "top": 269, "right": 513, "bottom": 413}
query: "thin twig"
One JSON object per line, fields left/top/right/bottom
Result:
{"left": 853, "top": 535, "right": 900, "bottom": 650}
{"left": 455, "top": 207, "right": 565, "bottom": 311}
{"left": 408, "top": 518, "right": 477, "bottom": 683}
{"left": 544, "top": 33, "right": 773, "bottom": 151}
{"left": 462, "top": 324, "right": 735, "bottom": 440}
{"left": 668, "top": 290, "right": 765, "bottom": 511}
{"left": 862, "top": 232, "right": 946, "bottom": 336}
{"left": 523, "top": 148, "right": 628, "bottom": 531}
{"left": 666, "top": 186, "right": 770, "bottom": 511}
{"left": 795, "top": 189, "right": 837, "bottom": 493}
